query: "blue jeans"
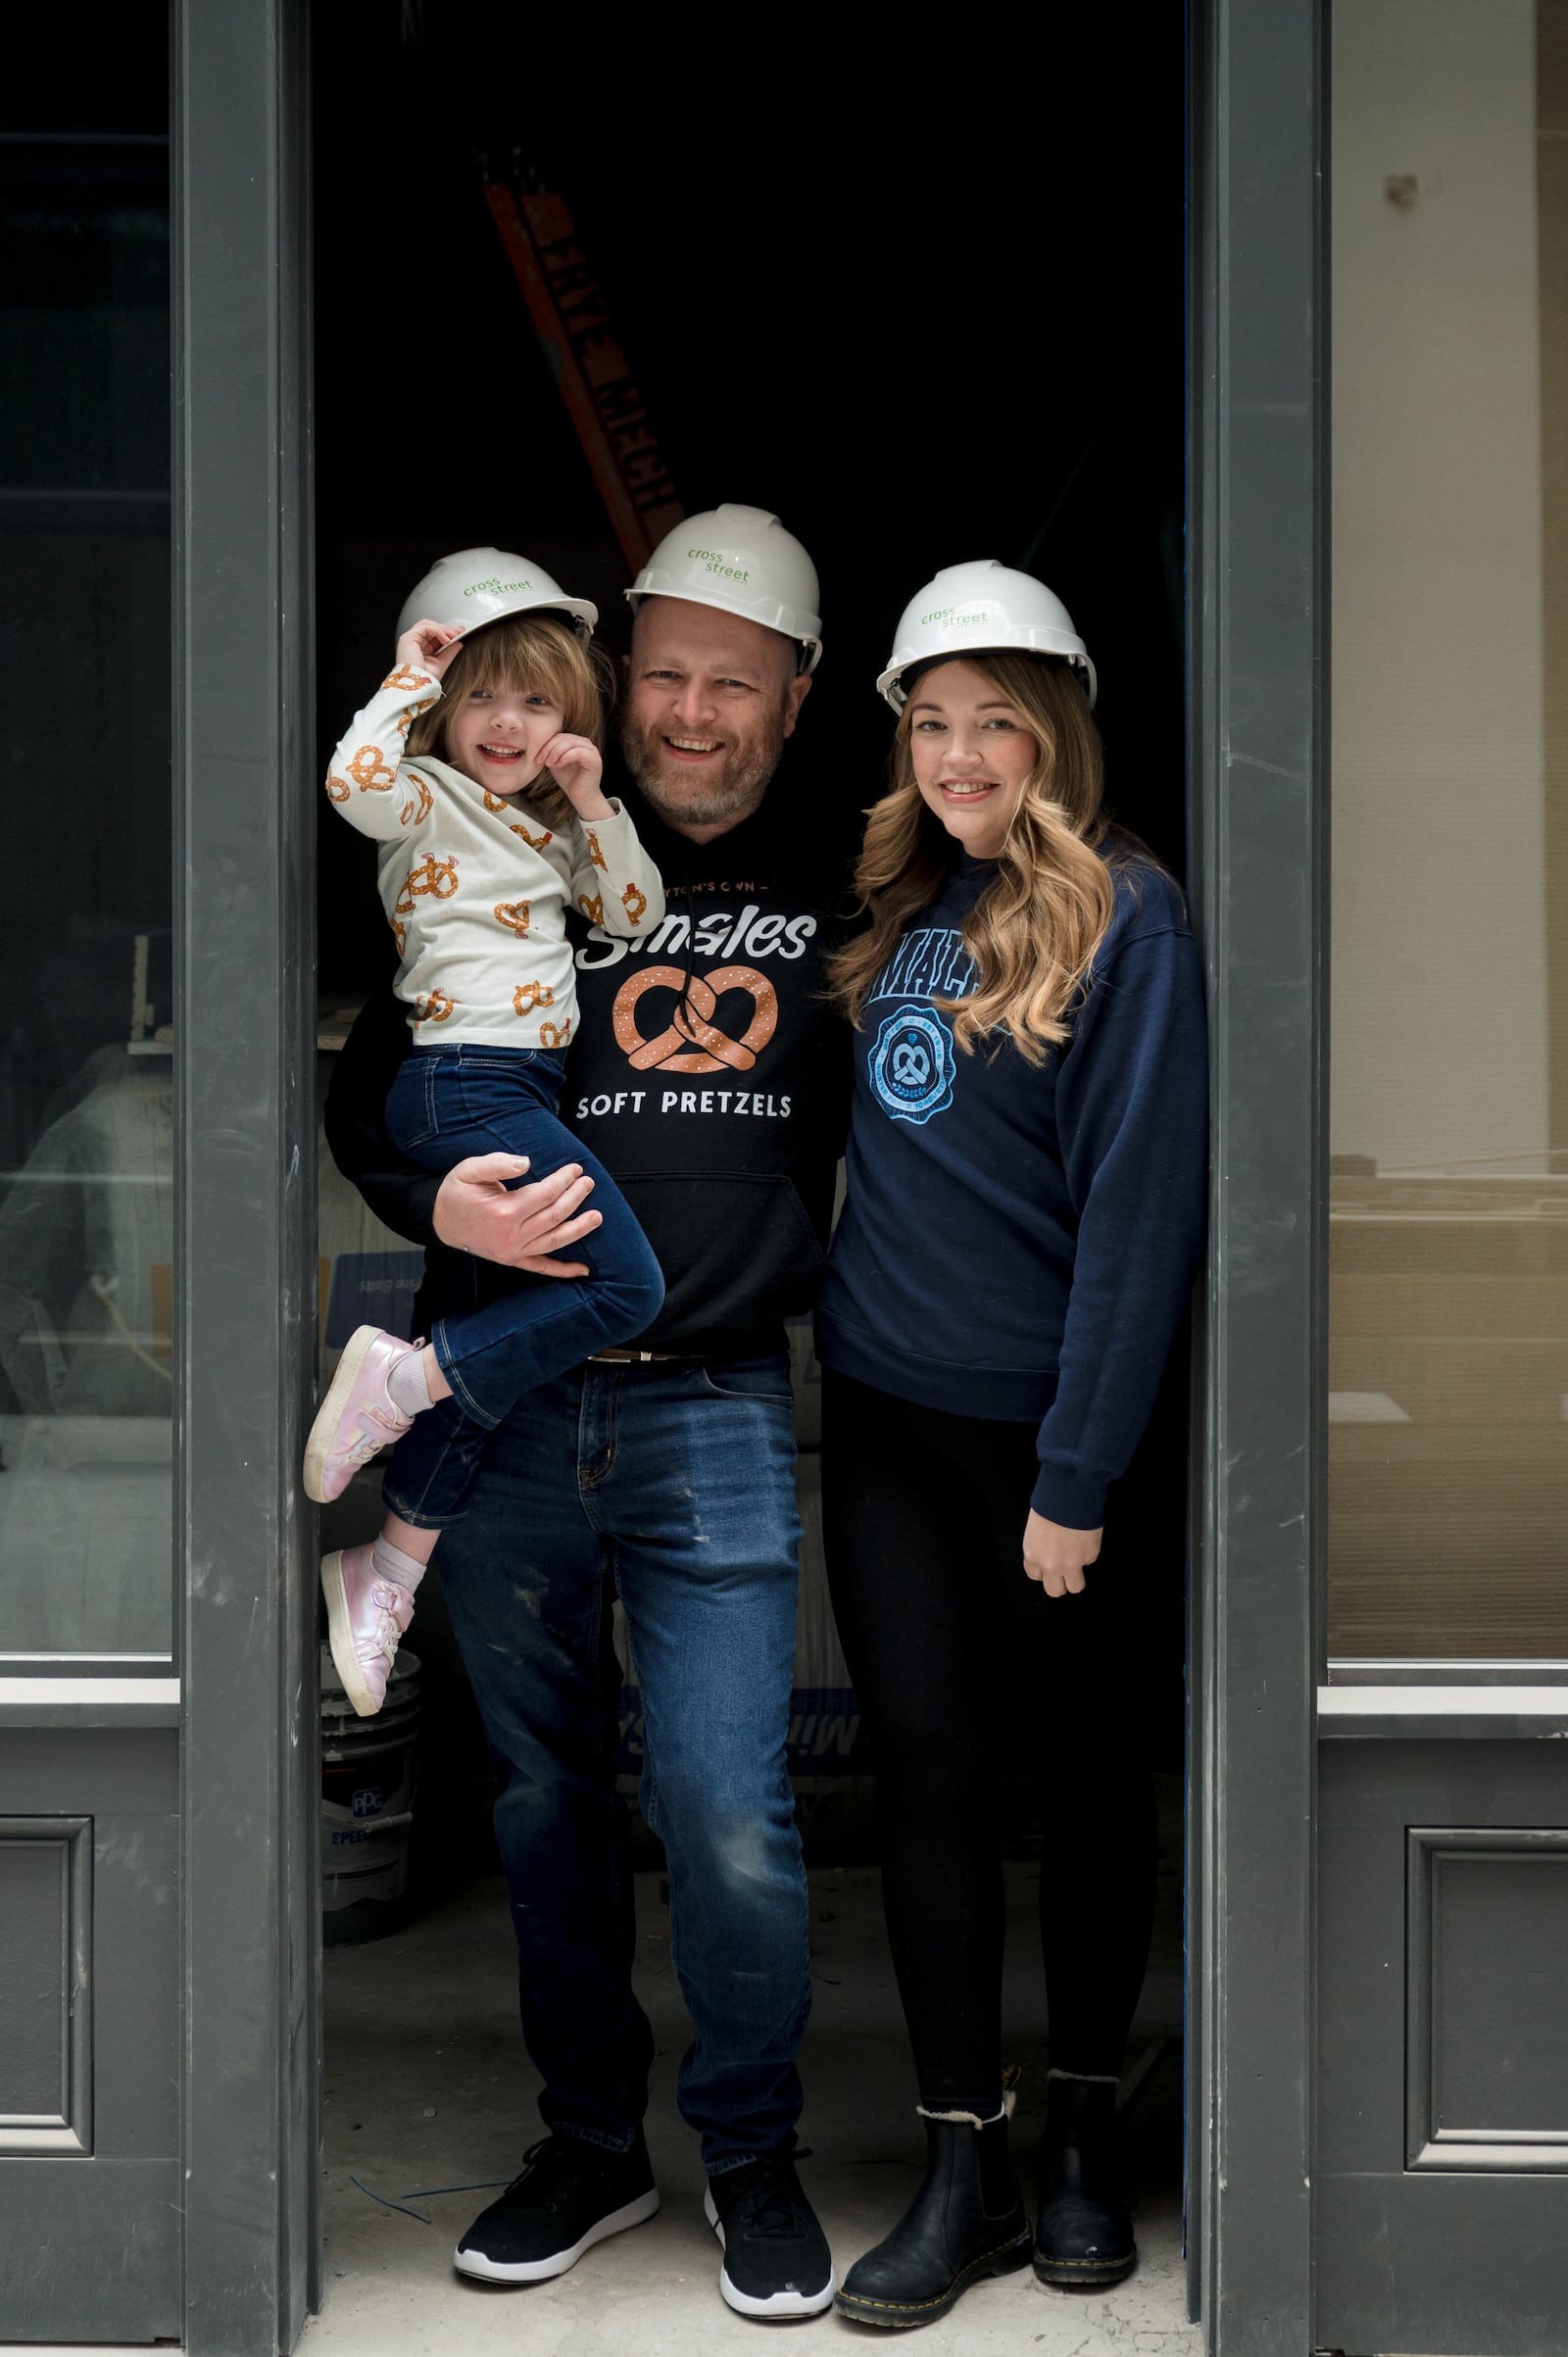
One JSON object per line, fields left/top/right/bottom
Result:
{"left": 381, "top": 1045, "right": 664, "bottom": 1527}
{"left": 433, "top": 1354, "right": 810, "bottom": 2171}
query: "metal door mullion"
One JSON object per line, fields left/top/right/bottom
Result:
{"left": 172, "top": 2, "right": 318, "bottom": 2351}
{"left": 1192, "top": 0, "right": 1323, "bottom": 2349}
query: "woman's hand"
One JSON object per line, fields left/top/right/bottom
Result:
{"left": 1022, "top": 1509, "right": 1102, "bottom": 1597}
{"left": 432, "top": 1153, "right": 601, "bottom": 1274}
{"left": 537, "top": 732, "right": 612, "bottom": 819}
{"left": 395, "top": 617, "right": 465, "bottom": 678}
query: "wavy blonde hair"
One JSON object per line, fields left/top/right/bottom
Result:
{"left": 827, "top": 652, "right": 1122, "bottom": 1064}
{"left": 406, "top": 612, "right": 614, "bottom": 832}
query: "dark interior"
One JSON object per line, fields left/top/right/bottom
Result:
{"left": 309, "top": 9, "right": 1194, "bottom": 1872}
{"left": 313, "top": 8, "right": 1189, "bottom": 992}
{"left": 4, "top": 5, "right": 1191, "bottom": 1794}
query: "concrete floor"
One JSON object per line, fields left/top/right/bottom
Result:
{"left": 302, "top": 1843, "right": 1198, "bottom": 2357}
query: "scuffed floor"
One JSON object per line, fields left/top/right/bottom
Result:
{"left": 302, "top": 1849, "right": 1197, "bottom": 2356}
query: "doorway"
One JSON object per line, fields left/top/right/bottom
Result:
{"left": 304, "top": 8, "right": 1192, "bottom": 2344}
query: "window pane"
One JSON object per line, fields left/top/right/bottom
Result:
{"left": 1330, "top": 0, "right": 1568, "bottom": 1658}
{"left": 0, "top": 110, "right": 172, "bottom": 1655}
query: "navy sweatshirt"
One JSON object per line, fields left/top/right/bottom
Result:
{"left": 814, "top": 848, "right": 1207, "bottom": 1527}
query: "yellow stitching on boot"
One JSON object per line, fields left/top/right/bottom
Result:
{"left": 1035, "top": 2251, "right": 1135, "bottom": 2274}
{"left": 838, "top": 2231, "right": 1031, "bottom": 2313}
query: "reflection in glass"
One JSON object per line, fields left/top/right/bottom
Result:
{"left": 1330, "top": 0, "right": 1568, "bottom": 1658}
{"left": 0, "top": 123, "right": 172, "bottom": 1655}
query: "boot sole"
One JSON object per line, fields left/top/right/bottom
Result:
{"left": 834, "top": 2227, "right": 1032, "bottom": 2328}
{"left": 304, "top": 1324, "right": 386, "bottom": 1503}
{"left": 1032, "top": 2242, "right": 1138, "bottom": 2289}
{"left": 320, "top": 1552, "right": 379, "bottom": 1720}
{"left": 704, "top": 2188, "right": 836, "bottom": 2317}
{"left": 454, "top": 2185, "right": 660, "bottom": 2283}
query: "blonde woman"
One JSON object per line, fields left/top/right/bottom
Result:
{"left": 817, "top": 564, "right": 1206, "bottom": 2329}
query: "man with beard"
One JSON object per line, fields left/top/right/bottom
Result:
{"left": 325, "top": 509, "right": 853, "bottom": 2321}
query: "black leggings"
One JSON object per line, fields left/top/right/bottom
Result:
{"left": 821, "top": 1367, "right": 1164, "bottom": 2109}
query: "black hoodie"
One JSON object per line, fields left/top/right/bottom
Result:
{"left": 323, "top": 761, "right": 858, "bottom": 1362}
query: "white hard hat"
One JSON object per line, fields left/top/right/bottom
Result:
{"left": 626, "top": 504, "right": 822, "bottom": 672}
{"left": 395, "top": 546, "right": 598, "bottom": 647}
{"left": 876, "top": 561, "right": 1096, "bottom": 711}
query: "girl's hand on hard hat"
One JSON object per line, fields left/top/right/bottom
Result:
{"left": 432, "top": 1151, "right": 602, "bottom": 1275}
{"left": 1021, "top": 1509, "right": 1102, "bottom": 1598}
{"left": 537, "top": 732, "right": 612, "bottom": 819}
{"left": 395, "top": 617, "right": 465, "bottom": 677}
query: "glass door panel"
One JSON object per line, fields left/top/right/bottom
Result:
{"left": 1329, "top": 0, "right": 1568, "bottom": 1659}
{"left": 0, "top": 117, "right": 172, "bottom": 1657}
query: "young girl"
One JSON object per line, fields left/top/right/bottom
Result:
{"left": 816, "top": 563, "right": 1207, "bottom": 2325}
{"left": 306, "top": 549, "right": 666, "bottom": 1718}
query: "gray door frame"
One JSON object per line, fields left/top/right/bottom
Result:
{"left": 162, "top": 0, "right": 1331, "bottom": 2349}
{"left": 1188, "top": 0, "right": 1322, "bottom": 2350}
{"left": 173, "top": 1, "right": 319, "bottom": 2351}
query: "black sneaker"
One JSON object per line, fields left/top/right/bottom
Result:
{"left": 704, "top": 2150, "right": 835, "bottom": 2319}
{"left": 454, "top": 2133, "right": 659, "bottom": 2283}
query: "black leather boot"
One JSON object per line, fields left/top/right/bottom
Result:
{"left": 1032, "top": 2072, "right": 1136, "bottom": 2287}
{"left": 835, "top": 2110, "right": 1031, "bottom": 2329}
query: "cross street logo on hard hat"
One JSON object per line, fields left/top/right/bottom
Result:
{"left": 869, "top": 1004, "right": 956, "bottom": 1126}
{"left": 687, "top": 547, "right": 751, "bottom": 584}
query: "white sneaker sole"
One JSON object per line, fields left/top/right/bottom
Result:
{"left": 454, "top": 2186, "right": 660, "bottom": 2283}
{"left": 303, "top": 1324, "right": 387, "bottom": 1503}
{"left": 319, "top": 1551, "right": 379, "bottom": 1720}
{"left": 705, "top": 2187, "right": 836, "bottom": 2319}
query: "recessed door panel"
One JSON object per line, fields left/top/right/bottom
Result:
{"left": 1408, "top": 1830, "right": 1568, "bottom": 2168}
{"left": 0, "top": 1735, "right": 177, "bottom": 2343}
{"left": 0, "top": 1817, "right": 92, "bottom": 2153}
{"left": 1318, "top": 1743, "right": 1568, "bottom": 2355}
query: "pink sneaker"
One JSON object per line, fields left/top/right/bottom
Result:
{"left": 321, "top": 1544, "right": 415, "bottom": 1717}
{"left": 304, "top": 1325, "right": 420, "bottom": 1503}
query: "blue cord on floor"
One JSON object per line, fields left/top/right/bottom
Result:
{"left": 401, "top": 2180, "right": 510, "bottom": 2198}
{"left": 349, "top": 2174, "right": 432, "bottom": 2225}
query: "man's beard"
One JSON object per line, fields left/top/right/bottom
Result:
{"left": 619, "top": 703, "right": 788, "bottom": 829}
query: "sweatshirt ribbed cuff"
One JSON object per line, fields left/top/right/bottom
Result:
{"left": 1030, "top": 1459, "right": 1109, "bottom": 1531}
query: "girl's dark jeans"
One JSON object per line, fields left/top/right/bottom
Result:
{"left": 380, "top": 1043, "right": 663, "bottom": 1528}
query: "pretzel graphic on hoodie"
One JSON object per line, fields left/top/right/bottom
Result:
{"left": 612, "top": 964, "right": 778, "bottom": 1076}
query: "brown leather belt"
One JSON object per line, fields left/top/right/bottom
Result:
{"left": 586, "top": 1348, "right": 688, "bottom": 1365}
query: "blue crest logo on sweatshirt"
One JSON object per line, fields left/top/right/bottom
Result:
{"left": 869, "top": 1004, "right": 956, "bottom": 1126}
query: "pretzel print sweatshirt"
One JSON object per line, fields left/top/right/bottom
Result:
{"left": 325, "top": 664, "right": 664, "bottom": 1049}
{"left": 325, "top": 764, "right": 858, "bottom": 1361}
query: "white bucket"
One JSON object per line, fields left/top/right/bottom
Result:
{"left": 320, "top": 1643, "right": 421, "bottom": 1943}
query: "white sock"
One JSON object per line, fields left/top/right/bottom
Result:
{"left": 387, "top": 1348, "right": 435, "bottom": 1419}
{"left": 917, "top": 2097, "right": 1010, "bottom": 2127}
{"left": 370, "top": 1535, "right": 428, "bottom": 1595}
